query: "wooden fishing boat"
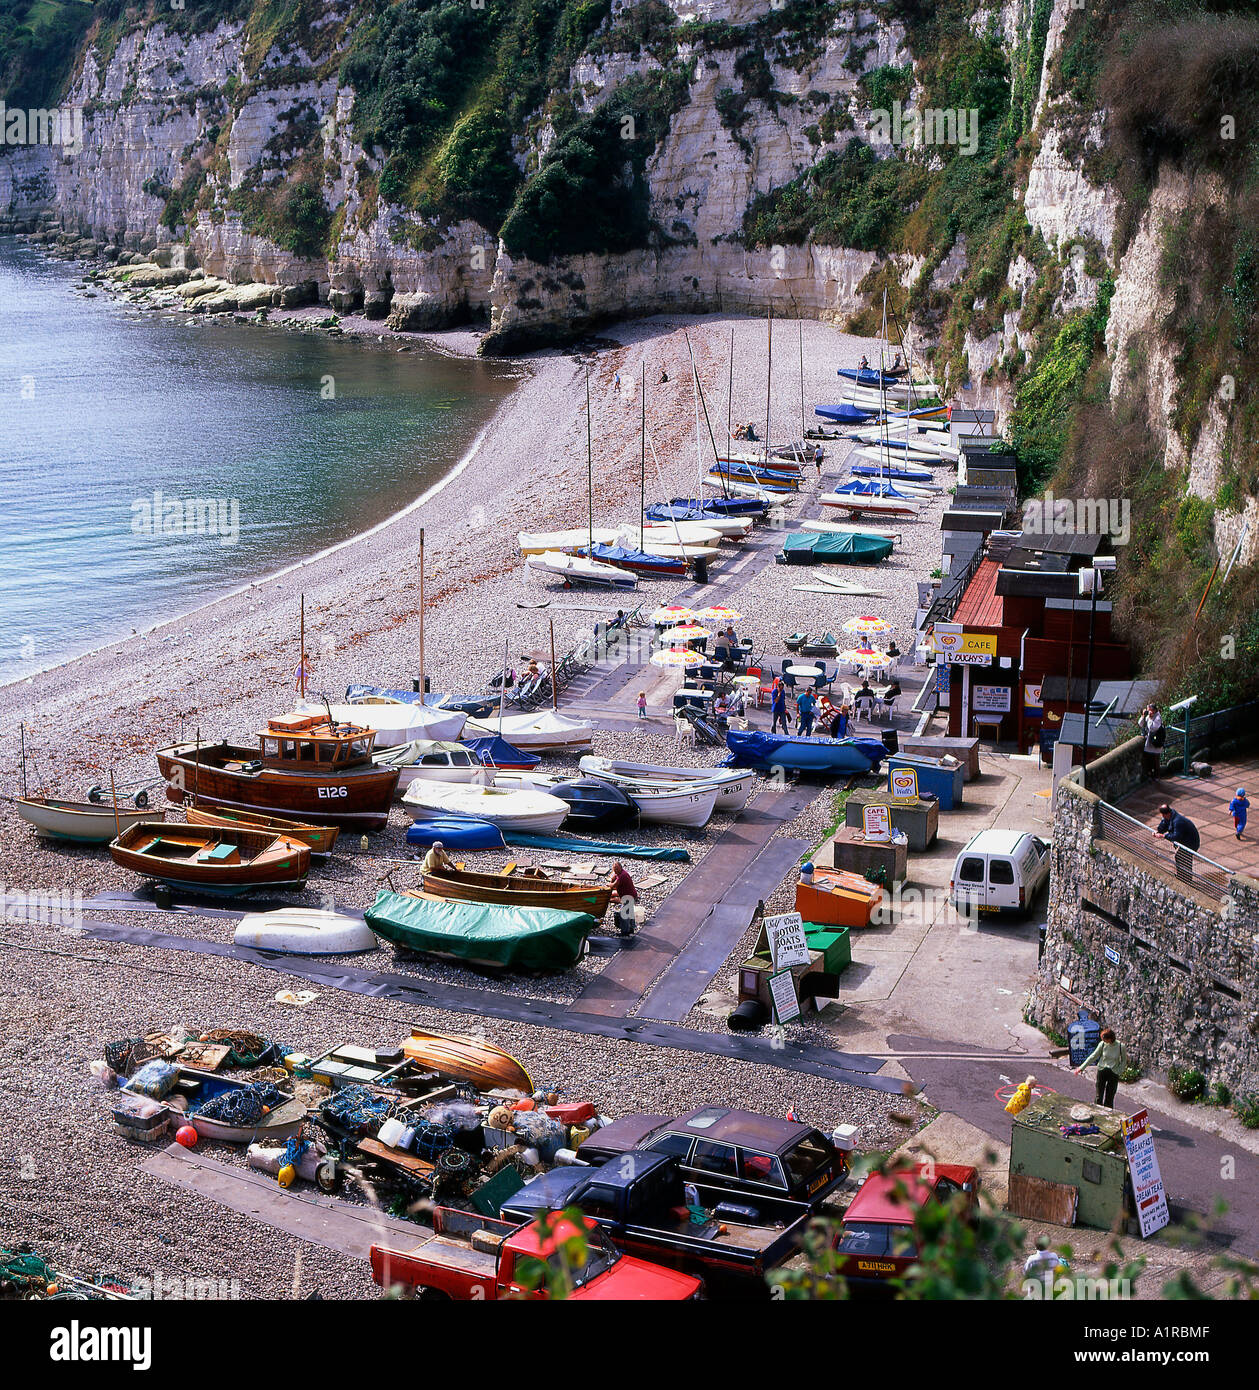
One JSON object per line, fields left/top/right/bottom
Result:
{"left": 14, "top": 796, "right": 161, "bottom": 844}
{"left": 109, "top": 821, "right": 311, "bottom": 895}
{"left": 178, "top": 1068, "right": 307, "bottom": 1144}
{"left": 156, "top": 713, "right": 400, "bottom": 831}
{"left": 401, "top": 1026, "right": 534, "bottom": 1092}
{"left": 185, "top": 804, "right": 339, "bottom": 856}
{"left": 421, "top": 865, "right": 612, "bottom": 917}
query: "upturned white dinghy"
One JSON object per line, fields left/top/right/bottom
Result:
{"left": 853, "top": 447, "right": 948, "bottom": 475}
{"left": 464, "top": 710, "right": 595, "bottom": 753}
{"left": 15, "top": 796, "right": 161, "bottom": 844}
{"left": 525, "top": 551, "right": 637, "bottom": 589}
{"left": 234, "top": 908, "right": 378, "bottom": 955}
{"left": 373, "top": 739, "right": 485, "bottom": 791}
{"left": 300, "top": 700, "right": 466, "bottom": 746}
{"left": 853, "top": 429, "right": 960, "bottom": 460}
{"left": 401, "top": 781, "right": 570, "bottom": 834}
{"left": 578, "top": 756, "right": 755, "bottom": 813}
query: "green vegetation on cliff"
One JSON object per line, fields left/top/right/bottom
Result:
{"left": 0, "top": 0, "right": 94, "bottom": 108}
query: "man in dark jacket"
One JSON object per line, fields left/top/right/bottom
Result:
{"left": 771, "top": 679, "right": 790, "bottom": 734}
{"left": 1155, "top": 804, "right": 1200, "bottom": 882}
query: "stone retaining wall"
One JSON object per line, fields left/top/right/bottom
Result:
{"left": 1030, "top": 775, "right": 1259, "bottom": 1097}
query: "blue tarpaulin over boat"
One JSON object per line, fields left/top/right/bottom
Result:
{"left": 460, "top": 736, "right": 540, "bottom": 769}
{"left": 502, "top": 831, "right": 691, "bottom": 862}
{"left": 816, "top": 403, "right": 876, "bottom": 423}
{"left": 723, "top": 731, "right": 887, "bottom": 775}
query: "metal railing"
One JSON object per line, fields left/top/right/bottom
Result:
{"left": 922, "top": 544, "right": 986, "bottom": 628}
{"left": 1166, "top": 698, "right": 1259, "bottom": 767}
{"left": 1097, "top": 801, "right": 1232, "bottom": 900}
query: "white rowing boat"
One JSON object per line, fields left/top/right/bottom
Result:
{"left": 401, "top": 781, "right": 571, "bottom": 834}
{"left": 464, "top": 710, "right": 595, "bottom": 753}
{"left": 578, "top": 756, "right": 754, "bottom": 814}
{"left": 14, "top": 796, "right": 162, "bottom": 844}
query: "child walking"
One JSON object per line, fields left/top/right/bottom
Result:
{"left": 637, "top": 690, "right": 647, "bottom": 719}
{"left": 1230, "top": 787, "right": 1249, "bottom": 840}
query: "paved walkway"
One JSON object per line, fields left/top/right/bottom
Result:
{"left": 1118, "top": 753, "right": 1259, "bottom": 875}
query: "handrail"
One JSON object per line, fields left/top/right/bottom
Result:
{"left": 1096, "top": 800, "right": 1231, "bottom": 900}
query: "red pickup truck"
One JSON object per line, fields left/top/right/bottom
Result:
{"left": 370, "top": 1206, "right": 703, "bottom": 1301}
{"left": 832, "top": 1161, "right": 980, "bottom": 1289}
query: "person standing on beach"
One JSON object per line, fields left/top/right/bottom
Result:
{"left": 1074, "top": 1028, "right": 1126, "bottom": 1109}
{"left": 1138, "top": 704, "right": 1164, "bottom": 779}
{"left": 1230, "top": 787, "right": 1249, "bottom": 841}
{"left": 796, "top": 688, "right": 818, "bottom": 737}
{"left": 637, "top": 690, "right": 647, "bottom": 719}
{"left": 771, "top": 679, "right": 790, "bottom": 735}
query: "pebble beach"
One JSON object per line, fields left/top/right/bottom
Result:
{"left": 0, "top": 275, "right": 952, "bottom": 1296}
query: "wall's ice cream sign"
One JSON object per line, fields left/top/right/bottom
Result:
{"left": 0, "top": 101, "right": 84, "bottom": 152}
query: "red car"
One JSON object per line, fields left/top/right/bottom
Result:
{"left": 832, "top": 1161, "right": 980, "bottom": 1289}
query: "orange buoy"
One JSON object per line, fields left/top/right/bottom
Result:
{"left": 176, "top": 1124, "right": 198, "bottom": 1147}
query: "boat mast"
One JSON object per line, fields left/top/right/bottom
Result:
{"left": 640, "top": 360, "right": 646, "bottom": 550}
{"left": 299, "top": 593, "right": 306, "bottom": 702}
{"left": 585, "top": 369, "right": 594, "bottom": 556}
{"left": 19, "top": 721, "right": 26, "bottom": 800}
{"left": 418, "top": 528, "right": 426, "bottom": 700}
{"left": 499, "top": 638, "right": 508, "bottom": 737}
{"left": 549, "top": 618, "right": 558, "bottom": 712}
{"left": 878, "top": 289, "right": 889, "bottom": 490}
{"left": 727, "top": 326, "right": 734, "bottom": 465}
{"left": 799, "top": 320, "right": 806, "bottom": 452}
{"left": 688, "top": 334, "right": 726, "bottom": 496}
{"left": 109, "top": 769, "right": 121, "bottom": 840}
{"left": 764, "top": 305, "right": 772, "bottom": 464}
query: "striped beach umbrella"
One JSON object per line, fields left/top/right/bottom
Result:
{"left": 650, "top": 647, "right": 704, "bottom": 667}
{"left": 842, "top": 615, "right": 893, "bottom": 637}
{"left": 651, "top": 605, "right": 696, "bottom": 626}
{"left": 664, "top": 624, "right": 711, "bottom": 641}
{"left": 693, "top": 606, "right": 746, "bottom": 624}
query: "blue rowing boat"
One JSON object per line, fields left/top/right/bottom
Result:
{"left": 723, "top": 731, "right": 888, "bottom": 775}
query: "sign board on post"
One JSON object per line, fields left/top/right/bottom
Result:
{"left": 936, "top": 628, "right": 998, "bottom": 663}
{"left": 768, "top": 969, "right": 801, "bottom": 1024}
{"left": 1121, "top": 1108, "right": 1170, "bottom": 1238}
{"left": 765, "top": 911, "right": 810, "bottom": 970}
{"left": 1023, "top": 682, "right": 1044, "bottom": 715}
{"left": 973, "top": 685, "right": 1012, "bottom": 713}
{"left": 862, "top": 803, "right": 891, "bottom": 841}
{"left": 889, "top": 766, "right": 919, "bottom": 800}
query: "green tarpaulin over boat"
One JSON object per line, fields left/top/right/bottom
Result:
{"left": 778, "top": 532, "right": 893, "bottom": 566}
{"left": 365, "top": 890, "right": 597, "bottom": 971}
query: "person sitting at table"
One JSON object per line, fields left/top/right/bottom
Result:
{"left": 855, "top": 679, "right": 875, "bottom": 721}
{"left": 713, "top": 694, "right": 730, "bottom": 728}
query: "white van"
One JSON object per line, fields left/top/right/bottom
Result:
{"left": 950, "top": 829, "right": 1051, "bottom": 916}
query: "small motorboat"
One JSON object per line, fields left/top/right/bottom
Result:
{"left": 14, "top": 795, "right": 163, "bottom": 844}
{"left": 607, "top": 780, "right": 718, "bottom": 829}
{"left": 419, "top": 864, "right": 612, "bottom": 917}
{"left": 373, "top": 739, "right": 485, "bottom": 790}
{"left": 402, "top": 781, "right": 571, "bottom": 835}
{"left": 179, "top": 1068, "right": 307, "bottom": 1144}
{"left": 491, "top": 774, "right": 641, "bottom": 831}
{"left": 400, "top": 1027, "right": 533, "bottom": 1091}
{"left": 463, "top": 711, "right": 594, "bottom": 754}
{"left": 185, "top": 804, "right": 339, "bottom": 857}
{"left": 367, "top": 892, "right": 598, "bottom": 972}
{"left": 345, "top": 685, "right": 496, "bottom": 719}
{"left": 297, "top": 700, "right": 466, "bottom": 746}
{"left": 778, "top": 532, "right": 895, "bottom": 565}
{"left": 405, "top": 815, "right": 506, "bottom": 850}
{"left": 109, "top": 822, "right": 311, "bottom": 895}
{"left": 578, "top": 756, "right": 755, "bottom": 814}
{"left": 234, "top": 907, "right": 378, "bottom": 955}
{"left": 526, "top": 550, "right": 638, "bottom": 589}
{"left": 459, "top": 735, "right": 540, "bottom": 770}
{"left": 724, "top": 731, "right": 888, "bottom": 776}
